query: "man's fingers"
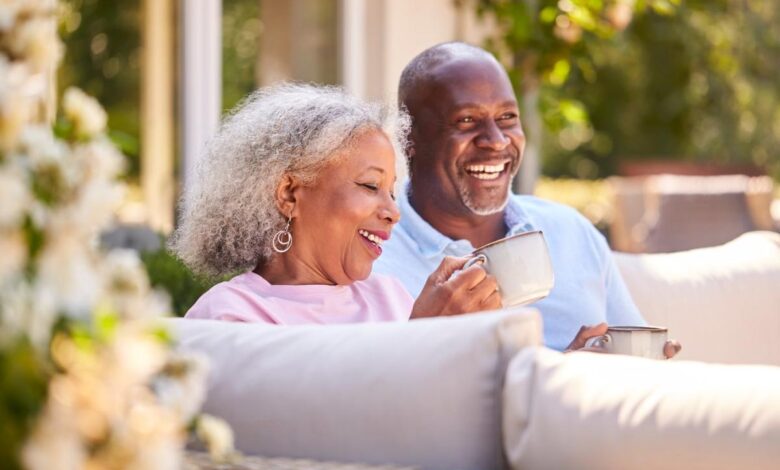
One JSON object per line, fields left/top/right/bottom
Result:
{"left": 663, "top": 339, "right": 682, "bottom": 359}
{"left": 566, "top": 323, "right": 609, "bottom": 351}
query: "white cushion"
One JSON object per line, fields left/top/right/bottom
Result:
{"left": 615, "top": 231, "right": 780, "bottom": 365}
{"left": 170, "top": 308, "right": 542, "bottom": 470}
{"left": 503, "top": 347, "right": 780, "bottom": 470}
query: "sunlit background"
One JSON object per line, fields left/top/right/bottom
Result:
{"left": 54, "top": 0, "right": 780, "bottom": 314}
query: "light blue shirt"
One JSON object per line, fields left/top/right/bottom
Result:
{"left": 374, "top": 183, "right": 645, "bottom": 351}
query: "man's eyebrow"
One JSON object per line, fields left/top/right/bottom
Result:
{"left": 450, "top": 100, "right": 519, "bottom": 111}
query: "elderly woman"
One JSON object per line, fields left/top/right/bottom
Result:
{"left": 171, "top": 84, "right": 500, "bottom": 324}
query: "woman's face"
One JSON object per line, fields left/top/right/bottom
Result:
{"left": 290, "top": 129, "right": 400, "bottom": 285}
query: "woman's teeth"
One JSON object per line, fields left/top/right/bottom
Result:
{"left": 358, "top": 229, "right": 384, "bottom": 246}
{"left": 465, "top": 163, "right": 507, "bottom": 180}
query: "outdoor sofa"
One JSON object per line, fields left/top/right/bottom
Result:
{"left": 172, "top": 231, "right": 780, "bottom": 469}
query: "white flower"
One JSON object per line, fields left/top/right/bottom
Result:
{"left": 22, "top": 399, "right": 86, "bottom": 470}
{"left": 19, "top": 125, "right": 69, "bottom": 167}
{"left": 72, "top": 138, "right": 125, "bottom": 183}
{"left": 62, "top": 87, "right": 107, "bottom": 138}
{"left": 67, "top": 179, "right": 125, "bottom": 237}
{"left": 196, "top": 414, "right": 236, "bottom": 462}
{"left": 109, "top": 328, "right": 169, "bottom": 387}
{"left": 0, "top": 281, "right": 57, "bottom": 349}
{"left": 35, "top": 230, "right": 100, "bottom": 319}
{"left": 0, "top": 61, "right": 36, "bottom": 152}
{"left": 0, "top": 228, "right": 27, "bottom": 284}
{"left": 154, "top": 352, "right": 209, "bottom": 421}
{"left": 4, "top": 17, "right": 62, "bottom": 73}
{"left": 0, "top": 161, "right": 30, "bottom": 227}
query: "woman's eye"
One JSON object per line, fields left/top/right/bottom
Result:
{"left": 390, "top": 192, "right": 396, "bottom": 201}
{"left": 359, "top": 183, "right": 378, "bottom": 191}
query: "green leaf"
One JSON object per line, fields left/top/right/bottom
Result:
{"left": 549, "top": 59, "right": 572, "bottom": 86}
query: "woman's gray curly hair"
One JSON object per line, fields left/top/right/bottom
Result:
{"left": 169, "top": 83, "right": 410, "bottom": 277}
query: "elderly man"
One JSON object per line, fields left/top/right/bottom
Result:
{"left": 375, "top": 42, "right": 662, "bottom": 352}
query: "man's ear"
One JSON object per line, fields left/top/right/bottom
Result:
{"left": 274, "top": 174, "right": 301, "bottom": 218}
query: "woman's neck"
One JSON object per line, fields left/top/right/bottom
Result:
{"left": 255, "top": 252, "right": 335, "bottom": 286}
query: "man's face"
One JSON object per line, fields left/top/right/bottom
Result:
{"left": 408, "top": 57, "right": 525, "bottom": 216}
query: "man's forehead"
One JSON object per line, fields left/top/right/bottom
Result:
{"left": 423, "top": 58, "right": 516, "bottom": 111}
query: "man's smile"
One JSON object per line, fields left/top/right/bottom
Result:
{"left": 464, "top": 161, "right": 510, "bottom": 180}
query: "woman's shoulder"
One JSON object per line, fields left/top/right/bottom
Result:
{"left": 184, "top": 272, "right": 274, "bottom": 322}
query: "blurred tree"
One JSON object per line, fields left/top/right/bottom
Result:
{"left": 59, "top": 0, "right": 141, "bottom": 179}
{"left": 564, "top": 0, "right": 780, "bottom": 179}
{"left": 223, "top": 0, "right": 262, "bottom": 112}
{"left": 478, "top": 0, "right": 780, "bottom": 181}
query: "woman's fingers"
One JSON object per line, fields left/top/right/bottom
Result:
{"left": 429, "top": 256, "right": 470, "bottom": 284}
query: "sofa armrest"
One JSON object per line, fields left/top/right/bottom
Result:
{"left": 503, "top": 347, "right": 780, "bottom": 470}
{"left": 615, "top": 231, "right": 780, "bottom": 365}
{"left": 170, "top": 308, "right": 541, "bottom": 470}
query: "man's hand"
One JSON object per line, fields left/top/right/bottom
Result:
{"left": 566, "top": 323, "right": 683, "bottom": 359}
{"left": 411, "top": 256, "right": 502, "bottom": 319}
{"left": 564, "top": 323, "right": 609, "bottom": 353}
{"left": 663, "top": 340, "right": 682, "bottom": 359}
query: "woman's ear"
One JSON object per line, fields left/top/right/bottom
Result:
{"left": 274, "top": 174, "right": 301, "bottom": 217}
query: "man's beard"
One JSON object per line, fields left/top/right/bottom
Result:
{"left": 457, "top": 182, "right": 511, "bottom": 215}
{"left": 456, "top": 154, "right": 520, "bottom": 216}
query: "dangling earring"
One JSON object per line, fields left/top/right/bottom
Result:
{"left": 272, "top": 214, "right": 293, "bottom": 253}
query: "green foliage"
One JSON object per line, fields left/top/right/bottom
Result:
{"left": 59, "top": 0, "right": 264, "bottom": 179}
{"left": 59, "top": 0, "right": 141, "bottom": 179}
{"left": 478, "top": 0, "right": 780, "bottom": 180}
{"left": 0, "top": 339, "right": 50, "bottom": 470}
{"left": 141, "top": 248, "right": 220, "bottom": 317}
{"left": 223, "top": 0, "right": 262, "bottom": 112}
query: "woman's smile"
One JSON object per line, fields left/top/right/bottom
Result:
{"left": 357, "top": 229, "right": 389, "bottom": 257}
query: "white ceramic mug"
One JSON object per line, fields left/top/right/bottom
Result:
{"left": 584, "top": 326, "right": 669, "bottom": 359}
{"left": 463, "top": 230, "right": 554, "bottom": 307}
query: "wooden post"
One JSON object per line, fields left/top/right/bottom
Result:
{"left": 141, "top": 0, "right": 175, "bottom": 233}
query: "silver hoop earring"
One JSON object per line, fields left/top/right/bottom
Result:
{"left": 272, "top": 215, "right": 293, "bottom": 253}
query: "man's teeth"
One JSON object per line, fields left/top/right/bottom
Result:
{"left": 358, "top": 229, "right": 384, "bottom": 246}
{"left": 465, "top": 163, "right": 507, "bottom": 180}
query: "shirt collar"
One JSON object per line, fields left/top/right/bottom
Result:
{"left": 396, "top": 181, "right": 537, "bottom": 257}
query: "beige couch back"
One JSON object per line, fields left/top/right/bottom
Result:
{"left": 615, "top": 231, "right": 780, "bottom": 365}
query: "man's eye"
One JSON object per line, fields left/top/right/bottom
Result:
{"left": 499, "top": 112, "right": 518, "bottom": 120}
{"left": 458, "top": 116, "right": 475, "bottom": 124}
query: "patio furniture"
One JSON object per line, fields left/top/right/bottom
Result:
{"left": 172, "top": 231, "right": 780, "bottom": 469}
{"left": 608, "top": 174, "right": 776, "bottom": 252}
{"left": 184, "top": 451, "right": 416, "bottom": 470}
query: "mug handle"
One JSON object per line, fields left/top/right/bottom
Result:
{"left": 584, "top": 334, "right": 611, "bottom": 349}
{"left": 463, "top": 253, "right": 488, "bottom": 270}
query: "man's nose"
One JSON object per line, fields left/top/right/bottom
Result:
{"left": 476, "top": 119, "right": 510, "bottom": 152}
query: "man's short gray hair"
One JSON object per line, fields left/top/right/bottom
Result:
{"left": 170, "top": 83, "right": 410, "bottom": 277}
{"left": 398, "top": 41, "right": 498, "bottom": 106}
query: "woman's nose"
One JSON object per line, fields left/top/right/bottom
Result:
{"left": 381, "top": 198, "right": 401, "bottom": 224}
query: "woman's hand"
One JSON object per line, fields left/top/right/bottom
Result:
{"left": 410, "top": 256, "right": 502, "bottom": 319}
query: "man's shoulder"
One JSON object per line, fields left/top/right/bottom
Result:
{"left": 510, "top": 194, "right": 591, "bottom": 227}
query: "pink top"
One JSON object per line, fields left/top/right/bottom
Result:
{"left": 185, "top": 271, "right": 414, "bottom": 325}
